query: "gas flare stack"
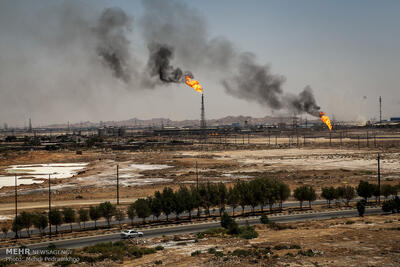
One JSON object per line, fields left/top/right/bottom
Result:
{"left": 200, "top": 93, "right": 207, "bottom": 140}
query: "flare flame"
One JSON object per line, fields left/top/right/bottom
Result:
{"left": 185, "top": 75, "right": 203, "bottom": 94}
{"left": 319, "top": 112, "right": 332, "bottom": 131}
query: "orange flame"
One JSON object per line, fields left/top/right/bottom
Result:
{"left": 319, "top": 112, "right": 332, "bottom": 131}
{"left": 185, "top": 75, "right": 203, "bottom": 94}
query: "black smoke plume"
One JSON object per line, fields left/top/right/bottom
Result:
{"left": 285, "top": 86, "right": 321, "bottom": 116}
{"left": 95, "top": 7, "right": 132, "bottom": 82}
{"left": 223, "top": 53, "right": 321, "bottom": 116}
{"left": 147, "top": 43, "right": 191, "bottom": 83}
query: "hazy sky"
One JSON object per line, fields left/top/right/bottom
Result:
{"left": 1, "top": 0, "right": 399, "bottom": 126}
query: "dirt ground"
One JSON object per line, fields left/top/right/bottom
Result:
{"left": 112, "top": 214, "right": 400, "bottom": 267}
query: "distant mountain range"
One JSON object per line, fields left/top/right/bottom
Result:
{"left": 43, "top": 115, "right": 320, "bottom": 129}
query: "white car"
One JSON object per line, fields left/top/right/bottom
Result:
{"left": 121, "top": 230, "right": 143, "bottom": 239}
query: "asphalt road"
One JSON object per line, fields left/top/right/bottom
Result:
{"left": 0, "top": 207, "right": 383, "bottom": 257}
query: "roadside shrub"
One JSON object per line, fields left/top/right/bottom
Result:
{"left": 289, "top": 244, "right": 301, "bottom": 249}
{"left": 356, "top": 200, "right": 365, "bottom": 217}
{"left": 155, "top": 245, "right": 164, "bottom": 251}
{"left": 155, "top": 260, "right": 163, "bottom": 265}
{"left": 260, "top": 214, "right": 269, "bottom": 224}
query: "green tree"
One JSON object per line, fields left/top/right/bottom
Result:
{"left": 235, "top": 180, "right": 250, "bottom": 216}
{"left": 220, "top": 212, "right": 239, "bottom": 235}
{"left": 190, "top": 186, "right": 202, "bottom": 218}
{"left": 357, "top": 180, "right": 374, "bottom": 202}
{"left": 371, "top": 184, "right": 380, "bottom": 203}
{"left": 19, "top": 211, "right": 33, "bottom": 237}
{"left": 134, "top": 198, "right": 151, "bottom": 223}
{"left": 216, "top": 183, "right": 228, "bottom": 216}
{"left": 12, "top": 215, "right": 23, "bottom": 238}
{"left": 381, "top": 184, "right": 395, "bottom": 199}
{"left": 294, "top": 186, "right": 307, "bottom": 210}
{"left": 338, "top": 186, "right": 355, "bottom": 206}
{"left": 227, "top": 187, "right": 239, "bottom": 216}
{"left": 49, "top": 209, "right": 63, "bottom": 235}
{"left": 207, "top": 182, "right": 219, "bottom": 216}
{"left": 151, "top": 192, "right": 163, "bottom": 221}
{"left": 161, "top": 187, "right": 175, "bottom": 221}
{"left": 173, "top": 187, "right": 186, "bottom": 220}
{"left": 248, "top": 179, "right": 261, "bottom": 213}
{"left": 179, "top": 186, "right": 195, "bottom": 220}
{"left": 62, "top": 207, "right": 76, "bottom": 232}
{"left": 305, "top": 186, "right": 317, "bottom": 208}
{"left": 78, "top": 208, "right": 89, "bottom": 230}
{"left": 115, "top": 209, "right": 125, "bottom": 229}
{"left": 89, "top": 205, "right": 101, "bottom": 229}
{"left": 32, "top": 213, "right": 48, "bottom": 237}
{"left": 321, "top": 187, "right": 337, "bottom": 208}
{"left": 253, "top": 178, "right": 267, "bottom": 213}
{"left": 127, "top": 203, "right": 136, "bottom": 225}
{"left": 276, "top": 181, "right": 290, "bottom": 211}
{"left": 99, "top": 201, "right": 116, "bottom": 228}
{"left": 266, "top": 180, "right": 279, "bottom": 213}
{"left": 221, "top": 212, "right": 234, "bottom": 229}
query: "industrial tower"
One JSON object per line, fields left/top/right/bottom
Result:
{"left": 200, "top": 94, "right": 206, "bottom": 139}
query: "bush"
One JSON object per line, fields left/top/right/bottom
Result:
{"left": 382, "top": 200, "right": 397, "bottom": 213}
{"left": 196, "top": 228, "right": 227, "bottom": 239}
{"left": 232, "top": 249, "right": 251, "bottom": 257}
{"left": 215, "top": 251, "right": 224, "bottom": 257}
{"left": 345, "top": 220, "right": 355, "bottom": 225}
{"left": 298, "top": 249, "right": 315, "bottom": 257}
{"left": 238, "top": 225, "right": 258, "bottom": 239}
{"left": 260, "top": 214, "right": 269, "bottom": 224}
{"left": 208, "top": 247, "right": 216, "bottom": 254}
{"left": 155, "top": 245, "right": 164, "bottom": 251}
{"left": 191, "top": 250, "right": 202, "bottom": 256}
{"left": 274, "top": 244, "right": 288, "bottom": 250}
{"left": 155, "top": 260, "right": 163, "bottom": 265}
{"left": 289, "top": 244, "right": 301, "bottom": 249}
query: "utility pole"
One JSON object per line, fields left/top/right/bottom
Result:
{"left": 377, "top": 153, "right": 381, "bottom": 204}
{"left": 116, "top": 165, "right": 119, "bottom": 205}
{"left": 195, "top": 161, "right": 199, "bottom": 190}
{"left": 379, "top": 96, "right": 382, "bottom": 123}
{"left": 48, "top": 174, "right": 51, "bottom": 239}
{"left": 14, "top": 174, "right": 18, "bottom": 239}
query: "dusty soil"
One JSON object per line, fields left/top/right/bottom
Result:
{"left": 8, "top": 213, "right": 400, "bottom": 267}
{"left": 112, "top": 214, "right": 400, "bottom": 267}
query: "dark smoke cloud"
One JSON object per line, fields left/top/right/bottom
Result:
{"left": 284, "top": 86, "right": 321, "bottom": 116}
{"left": 95, "top": 7, "right": 132, "bottom": 82}
{"left": 222, "top": 53, "right": 321, "bottom": 116}
{"left": 140, "top": 0, "right": 321, "bottom": 117}
{"left": 146, "top": 43, "right": 191, "bottom": 83}
{"left": 140, "top": 0, "right": 236, "bottom": 87}
{"left": 222, "top": 53, "right": 285, "bottom": 110}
